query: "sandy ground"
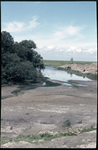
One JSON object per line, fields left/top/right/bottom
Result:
{"left": 60, "top": 62, "right": 97, "bottom": 74}
{"left": 1, "top": 80, "right": 97, "bottom": 148}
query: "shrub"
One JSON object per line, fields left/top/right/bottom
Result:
{"left": 63, "top": 120, "right": 71, "bottom": 127}
{"left": 67, "top": 66, "right": 71, "bottom": 70}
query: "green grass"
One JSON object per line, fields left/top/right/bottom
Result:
{"left": 43, "top": 60, "right": 93, "bottom": 67}
{"left": 1, "top": 126, "right": 96, "bottom": 145}
{"left": 80, "top": 126, "right": 96, "bottom": 133}
{"left": 86, "top": 72, "right": 97, "bottom": 80}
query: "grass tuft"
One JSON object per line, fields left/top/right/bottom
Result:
{"left": 63, "top": 120, "right": 71, "bottom": 127}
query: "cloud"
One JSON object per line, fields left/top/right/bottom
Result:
{"left": 2, "top": 22, "right": 25, "bottom": 32}
{"left": 27, "top": 16, "right": 40, "bottom": 29}
{"left": 36, "top": 45, "right": 97, "bottom": 61}
{"left": 2, "top": 16, "right": 40, "bottom": 33}
{"left": 83, "top": 48, "right": 97, "bottom": 54}
{"left": 52, "top": 25, "right": 85, "bottom": 40}
{"left": 67, "top": 46, "right": 97, "bottom": 54}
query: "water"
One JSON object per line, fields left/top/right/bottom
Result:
{"left": 41, "top": 66, "right": 92, "bottom": 87}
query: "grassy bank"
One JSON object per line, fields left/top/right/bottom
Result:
{"left": 43, "top": 60, "right": 97, "bottom": 80}
{"left": 57, "top": 67, "right": 97, "bottom": 80}
{"left": 43, "top": 60, "right": 93, "bottom": 68}
{"left": 1, "top": 126, "right": 96, "bottom": 145}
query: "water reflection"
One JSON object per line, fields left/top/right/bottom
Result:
{"left": 70, "top": 72, "right": 72, "bottom": 77}
{"left": 41, "top": 66, "right": 91, "bottom": 82}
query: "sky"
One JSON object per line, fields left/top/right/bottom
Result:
{"left": 1, "top": 1, "right": 97, "bottom": 61}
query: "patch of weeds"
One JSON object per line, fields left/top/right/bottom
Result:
{"left": 86, "top": 73, "right": 97, "bottom": 80}
{"left": 14, "top": 134, "right": 41, "bottom": 143}
{"left": 50, "top": 115, "right": 53, "bottom": 117}
{"left": 1, "top": 126, "right": 96, "bottom": 144}
{"left": 1, "top": 136, "right": 12, "bottom": 145}
{"left": 78, "top": 120, "right": 82, "bottom": 124}
{"left": 63, "top": 120, "right": 71, "bottom": 127}
{"left": 39, "top": 132, "right": 54, "bottom": 141}
{"left": 10, "top": 126, "right": 13, "bottom": 130}
{"left": 80, "top": 126, "right": 96, "bottom": 133}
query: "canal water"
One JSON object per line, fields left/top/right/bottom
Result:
{"left": 41, "top": 66, "right": 92, "bottom": 86}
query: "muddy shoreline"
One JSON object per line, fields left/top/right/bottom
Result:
{"left": 1, "top": 80, "right": 97, "bottom": 148}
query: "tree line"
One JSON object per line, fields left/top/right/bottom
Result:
{"left": 1, "top": 31, "right": 45, "bottom": 84}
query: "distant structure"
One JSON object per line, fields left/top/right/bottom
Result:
{"left": 70, "top": 58, "right": 73, "bottom": 63}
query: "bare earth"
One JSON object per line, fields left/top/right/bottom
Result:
{"left": 1, "top": 80, "right": 97, "bottom": 148}
{"left": 60, "top": 62, "right": 97, "bottom": 74}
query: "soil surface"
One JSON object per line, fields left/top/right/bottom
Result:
{"left": 60, "top": 62, "right": 97, "bottom": 74}
{"left": 1, "top": 80, "right": 97, "bottom": 148}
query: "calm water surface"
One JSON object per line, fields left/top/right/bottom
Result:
{"left": 42, "top": 66, "right": 92, "bottom": 82}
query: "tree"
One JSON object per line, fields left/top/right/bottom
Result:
{"left": 1, "top": 31, "right": 45, "bottom": 84}
{"left": 8, "top": 61, "right": 37, "bottom": 83}
{"left": 1, "top": 31, "right": 14, "bottom": 54}
{"left": 15, "top": 40, "right": 45, "bottom": 70}
{"left": 33, "top": 50, "right": 45, "bottom": 71}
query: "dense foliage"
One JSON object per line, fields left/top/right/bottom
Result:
{"left": 1, "top": 31, "right": 45, "bottom": 84}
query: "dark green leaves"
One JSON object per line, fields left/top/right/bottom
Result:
{"left": 1, "top": 31, "right": 44, "bottom": 84}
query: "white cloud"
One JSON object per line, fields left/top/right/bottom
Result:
{"left": 28, "top": 16, "right": 40, "bottom": 29}
{"left": 2, "top": 22, "right": 25, "bottom": 32}
{"left": 67, "top": 46, "right": 77, "bottom": 52}
{"left": 76, "top": 49, "right": 82, "bottom": 53}
{"left": 83, "top": 48, "right": 97, "bottom": 54}
{"left": 2, "top": 16, "right": 40, "bottom": 33}
{"left": 52, "top": 25, "right": 85, "bottom": 40}
{"left": 67, "top": 46, "right": 97, "bottom": 54}
{"left": 34, "top": 44, "right": 97, "bottom": 61}
{"left": 66, "top": 25, "right": 80, "bottom": 36}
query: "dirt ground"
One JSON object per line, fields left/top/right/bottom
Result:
{"left": 60, "top": 62, "right": 97, "bottom": 74}
{"left": 1, "top": 80, "right": 97, "bottom": 148}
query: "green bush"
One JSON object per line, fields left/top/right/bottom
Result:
{"left": 63, "top": 120, "right": 71, "bottom": 127}
{"left": 67, "top": 66, "right": 71, "bottom": 70}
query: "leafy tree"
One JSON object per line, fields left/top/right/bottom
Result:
{"left": 19, "top": 40, "right": 36, "bottom": 49}
{"left": 1, "top": 31, "right": 45, "bottom": 84}
{"left": 15, "top": 40, "right": 45, "bottom": 70}
{"left": 7, "top": 61, "right": 37, "bottom": 83}
{"left": 1, "top": 31, "right": 14, "bottom": 54}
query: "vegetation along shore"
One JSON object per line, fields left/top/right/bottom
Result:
{"left": 43, "top": 60, "right": 97, "bottom": 80}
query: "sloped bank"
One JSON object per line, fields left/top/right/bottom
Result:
{"left": 57, "top": 66, "right": 97, "bottom": 80}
